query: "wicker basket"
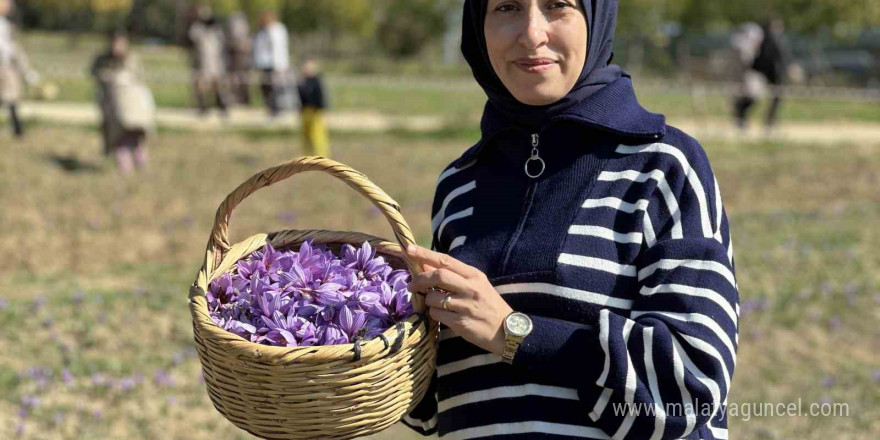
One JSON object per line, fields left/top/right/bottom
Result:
{"left": 188, "top": 156, "right": 438, "bottom": 440}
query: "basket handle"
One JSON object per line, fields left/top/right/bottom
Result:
{"left": 196, "top": 156, "right": 424, "bottom": 305}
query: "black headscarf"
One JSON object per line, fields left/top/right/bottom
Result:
{"left": 462, "top": 0, "right": 625, "bottom": 128}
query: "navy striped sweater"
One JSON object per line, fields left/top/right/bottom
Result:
{"left": 402, "top": 78, "right": 739, "bottom": 440}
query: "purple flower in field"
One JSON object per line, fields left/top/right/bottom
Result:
{"left": 62, "top": 369, "right": 73, "bottom": 384}
{"left": 91, "top": 373, "right": 108, "bottom": 387}
{"left": 0, "top": 297, "right": 8, "bottom": 311}
{"left": 154, "top": 369, "right": 175, "bottom": 388}
{"left": 117, "top": 375, "right": 142, "bottom": 393}
{"left": 32, "top": 295, "right": 46, "bottom": 311}
{"left": 821, "top": 375, "right": 836, "bottom": 389}
{"left": 828, "top": 317, "right": 842, "bottom": 331}
{"left": 277, "top": 210, "right": 298, "bottom": 224}
{"left": 91, "top": 408, "right": 103, "bottom": 419}
{"left": 72, "top": 290, "right": 86, "bottom": 304}
{"left": 872, "top": 370, "right": 880, "bottom": 383}
{"left": 21, "top": 395, "right": 40, "bottom": 410}
{"left": 15, "top": 422, "right": 23, "bottom": 437}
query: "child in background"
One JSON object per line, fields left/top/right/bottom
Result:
{"left": 91, "top": 30, "right": 155, "bottom": 174}
{"left": 297, "top": 58, "right": 329, "bottom": 158}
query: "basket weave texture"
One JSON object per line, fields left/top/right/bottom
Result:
{"left": 188, "top": 156, "right": 438, "bottom": 439}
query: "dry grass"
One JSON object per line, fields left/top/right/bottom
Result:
{"left": 0, "top": 125, "right": 878, "bottom": 439}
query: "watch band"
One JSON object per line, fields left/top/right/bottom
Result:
{"left": 502, "top": 333, "right": 525, "bottom": 364}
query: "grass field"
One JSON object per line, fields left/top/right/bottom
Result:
{"left": 19, "top": 32, "right": 880, "bottom": 123}
{"left": 1, "top": 121, "right": 878, "bottom": 439}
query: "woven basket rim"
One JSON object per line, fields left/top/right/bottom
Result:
{"left": 190, "top": 228, "right": 430, "bottom": 364}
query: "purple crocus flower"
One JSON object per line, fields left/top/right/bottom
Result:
{"left": 210, "top": 241, "right": 414, "bottom": 347}
{"left": 337, "top": 306, "right": 367, "bottom": 342}
{"left": 318, "top": 323, "right": 349, "bottom": 345}
{"left": 260, "top": 310, "right": 299, "bottom": 347}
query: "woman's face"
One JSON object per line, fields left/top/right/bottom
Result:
{"left": 485, "top": 0, "right": 588, "bottom": 106}
{"left": 111, "top": 37, "right": 129, "bottom": 57}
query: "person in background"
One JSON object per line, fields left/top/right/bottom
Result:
{"left": 297, "top": 58, "right": 329, "bottom": 158}
{"left": 225, "top": 12, "right": 252, "bottom": 105}
{"left": 253, "top": 11, "right": 290, "bottom": 118}
{"left": 0, "top": 0, "right": 38, "bottom": 139}
{"left": 732, "top": 18, "right": 791, "bottom": 132}
{"left": 188, "top": 5, "right": 229, "bottom": 117}
{"left": 91, "top": 30, "right": 155, "bottom": 175}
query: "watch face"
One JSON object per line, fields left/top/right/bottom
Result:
{"left": 506, "top": 313, "right": 533, "bottom": 337}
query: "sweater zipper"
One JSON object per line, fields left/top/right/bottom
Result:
{"left": 499, "top": 132, "right": 542, "bottom": 275}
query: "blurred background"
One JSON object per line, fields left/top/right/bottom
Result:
{"left": 0, "top": 0, "right": 878, "bottom": 439}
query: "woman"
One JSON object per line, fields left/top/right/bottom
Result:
{"left": 402, "top": 1, "right": 739, "bottom": 439}
{"left": 91, "top": 31, "right": 155, "bottom": 174}
{"left": 0, "top": 0, "right": 38, "bottom": 138}
{"left": 253, "top": 11, "right": 291, "bottom": 118}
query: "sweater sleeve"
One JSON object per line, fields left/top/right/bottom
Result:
{"left": 513, "top": 141, "right": 739, "bottom": 440}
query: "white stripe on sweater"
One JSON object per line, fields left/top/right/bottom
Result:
{"left": 437, "top": 207, "right": 474, "bottom": 240}
{"left": 438, "top": 384, "right": 579, "bottom": 412}
{"left": 643, "top": 211, "right": 657, "bottom": 248}
{"left": 713, "top": 176, "right": 724, "bottom": 245}
{"left": 437, "top": 353, "right": 502, "bottom": 377}
{"left": 643, "top": 327, "right": 666, "bottom": 440}
{"left": 449, "top": 236, "right": 467, "bottom": 251}
{"left": 432, "top": 181, "right": 477, "bottom": 233}
{"left": 495, "top": 283, "right": 634, "bottom": 310}
{"left": 670, "top": 337, "right": 722, "bottom": 416}
{"left": 631, "top": 311, "right": 737, "bottom": 358}
{"left": 599, "top": 170, "right": 683, "bottom": 239}
{"left": 679, "top": 333, "right": 732, "bottom": 393}
{"left": 569, "top": 225, "right": 643, "bottom": 244}
{"left": 582, "top": 197, "right": 651, "bottom": 213}
{"left": 436, "top": 161, "right": 474, "bottom": 185}
{"left": 638, "top": 259, "right": 736, "bottom": 291}
{"left": 597, "top": 310, "right": 612, "bottom": 387}
{"left": 589, "top": 387, "right": 614, "bottom": 422}
{"left": 558, "top": 253, "right": 638, "bottom": 277}
{"left": 640, "top": 283, "right": 737, "bottom": 326}
{"left": 404, "top": 414, "right": 437, "bottom": 432}
{"left": 617, "top": 144, "right": 713, "bottom": 239}
{"left": 611, "top": 320, "right": 638, "bottom": 439}
{"left": 671, "top": 338, "right": 697, "bottom": 436}
{"left": 440, "top": 421, "right": 610, "bottom": 440}
{"left": 709, "top": 425, "right": 729, "bottom": 439}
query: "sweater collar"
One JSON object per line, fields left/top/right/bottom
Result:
{"left": 454, "top": 77, "right": 666, "bottom": 168}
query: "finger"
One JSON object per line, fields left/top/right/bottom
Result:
{"left": 428, "top": 307, "right": 463, "bottom": 327}
{"left": 406, "top": 245, "right": 481, "bottom": 278}
{"left": 424, "top": 290, "right": 469, "bottom": 314}
{"left": 408, "top": 269, "right": 473, "bottom": 298}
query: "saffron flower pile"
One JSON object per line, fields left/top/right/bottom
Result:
{"left": 207, "top": 240, "right": 415, "bottom": 347}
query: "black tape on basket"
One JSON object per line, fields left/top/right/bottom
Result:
{"left": 409, "top": 313, "right": 428, "bottom": 336}
{"left": 388, "top": 321, "right": 407, "bottom": 355}
{"left": 352, "top": 337, "right": 364, "bottom": 361}
{"left": 377, "top": 334, "right": 391, "bottom": 350}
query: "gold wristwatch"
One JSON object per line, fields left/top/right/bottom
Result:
{"left": 502, "top": 312, "right": 533, "bottom": 364}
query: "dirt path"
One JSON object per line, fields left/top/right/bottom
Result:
{"left": 12, "top": 100, "right": 880, "bottom": 145}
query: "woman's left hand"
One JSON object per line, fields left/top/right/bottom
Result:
{"left": 406, "top": 244, "right": 513, "bottom": 356}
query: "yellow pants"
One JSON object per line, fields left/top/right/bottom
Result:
{"left": 301, "top": 107, "right": 330, "bottom": 158}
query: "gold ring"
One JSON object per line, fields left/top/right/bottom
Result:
{"left": 441, "top": 293, "right": 452, "bottom": 311}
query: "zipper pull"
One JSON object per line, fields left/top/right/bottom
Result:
{"left": 525, "top": 133, "right": 545, "bottom": 179}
